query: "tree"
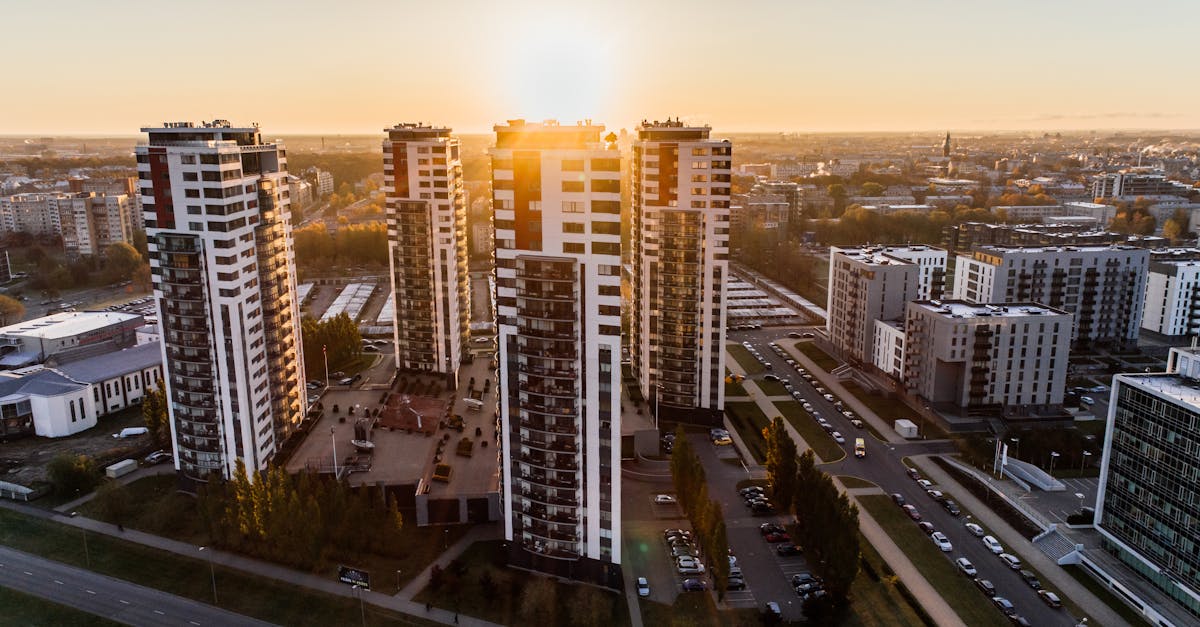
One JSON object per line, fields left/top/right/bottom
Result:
{"left": 142, "top": 379, "right": 169, "bottom": 448}
{"left": 763, "top": 417, "right": 798, "bottom": 512}
{"left": 1163, "top": 208, "right": 1190, "bottom": 242}
{"left": 103, "top": 242, "right": 143, "bottom": 283}
{"left": 93, "top": 480, "right": 134, "bottom": 527}
{"left": 0, "top": 294, "right": 25, "bottom": 325}
{"left": 859, "top": 182, "right": 885, "bottom": 197}
{"left": 517, "top": 578, "right": 558, "bottom": 625}
{"left": 828, "top": 183, "right": 848, "bottom": 216}
{"left": 300, "top": 313, "right": 362, "bottom": 379}
{"left": 131, "top": 229, "right": 149, "bottom": 261}
{"left": 46, "top": 453, "right": 98, "bottom": 496}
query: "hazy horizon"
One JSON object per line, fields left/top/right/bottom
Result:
{"left": 2, "top": 0, "right": 1198, "bottom": 135}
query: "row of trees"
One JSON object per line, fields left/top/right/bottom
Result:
{"left": 763, "top": 422, "right": 861, "bottom": 617}
{"left": 141, "top": 379, "right": 169, "bottom": 450}
{"left": 669, "top": 427, "right": 731, "bottom": 597}
{"left": 293, "top": 222, "right": 387, "bottom": 268}
{"left": 300, "top": 313, "right": 361, "bottom": 380}
{"left": 21, "top": 241, "right": 150, "bottom": 295}
{"left": 197, "top": 461, "right": 403, "bottom": 570}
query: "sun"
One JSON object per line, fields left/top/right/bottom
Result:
{"left": 506, "top": 19, "right": 617, "bottom": 124}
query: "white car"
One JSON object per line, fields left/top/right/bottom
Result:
{"left": 965, "top": 522, "right": 985, "bottom": 537}
{"left": 823, "top": 393, "right": 835, "bottom": 402}
{"left": 955, "top": 557, "right": 977, "bottom": 576}
{"left": 917, "top": 479, "right": 934, "bottom": 490}
{"left": 831, "top": 431, "right": 845, "bottom": 444}
{"left": 999, "top": 553, "right": 1022, "bottom": 570}
{"left": 982, "top": 535, "right": 1004, "bottom": 554}
{"left": 637, "top": 577, "right": 650, "bottom": 597}
{"left": 802, "top": 403, "right": 814, "bottom": 412}
{"left": 931, "top": 531, "right": 953, "bottom": 552}
{"left": 1080, "top": 396, "right": 1095, "bottom": 406}
{"left": 654, "top": 494, "right": 677, "bottom": 505}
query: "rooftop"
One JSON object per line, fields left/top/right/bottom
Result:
{"left": 833, "top": 245, "right": 944, "bottom": 266}
{"left": 0, "top": 312, "right": 142, "bottom": 341}
{"left": 910, "top": 300, "right": 1068, "bottom": 319}
{"left": 972, "top": 244, "right": 1143, "bottom": 255}
{"left": 1116, "top": 372, "right": 1200, "bottom": 408}
{"left": 0, "top": 369, "right": 85, "bottom": 401}
{"left": 54, "top": 341, "right": 162, "bottom": 383}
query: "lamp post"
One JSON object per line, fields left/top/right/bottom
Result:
{"left": 198, "top": 546, "right": 217, "bottom": 605}
{"left": 82, "top": 528, "right": 90, "bottom": 568}
{"left": 1081, "top": 450, "right": 1092, "bottom": 475}
{"left": 653, "top": 384, "right": 660, "bottom": 431}
{"left": 1049, "top": 451, "right": 1061, "bottom": 475}
{"left": 396, "top": 569, "right": 402, "bottom": 595}
{"left": 323, "top": 344, "right": 329, "bottom": 390}
{"left": 330, "top": 427, "right": 339, "bottom": 477}
{"left": 353, "top": 583, "right": 366, "bottom": 626}
{"left": 1009, "top": 437, "right": 1020, "bottom": 460}
{"left": 1075, "top": 492, "right": 1085, "bottom": 512}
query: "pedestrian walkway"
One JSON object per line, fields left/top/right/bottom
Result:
{"left": 397, "top": 524, "right": 500, "bottom": 599}
{"left": 54, "top": 465, "right": 175, "bottom": 514}
{"left": 9, "top": 500, "right": 505, "bottom": 627}
{"left": 780, "top": 342, "right": 905, "bottom": 444}
{"left": 911, "top": 455, "right": 1123, "bottom": 627}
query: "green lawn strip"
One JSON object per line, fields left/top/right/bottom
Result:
{"left": 856, "top": 495, "right": 1010, "bottom": 627}
{"left": 773, "top": 400, "right": 846, "bottom": 463}
{"left": 0, "top": 586, "right": 124, "bottom": 627}
{"left": 726, "top": 344, "right": 766, "bottom": 375}
{"left": 848, "top": 530, "right": 929, "bottom": 627}
{"left": 0, "top": 508, "right": 439, "bottom": 626}
{"left": 752, "top": 378, "right": 789, "bottom": 397}
{"left": 841, "top": 380, "right": 947, "bottom": 440}
{"left": 837, "top": 476, "right": 876, "bottom": 489}
{"left": 413, "top": 540, "right": 629, "bottom": 626}
{"left": 794, "top": 341, "right": 839, "bottom": 372}
{"left": 639, "top": 593, "right": 762, "bottom": 626}
{"left": 1062, "top": 565, "right": 1152, "bottom": 627}
{"left": 78, "top": 475, "right": 469, "bottom": 590}
{"left": 724, "top": 402, "right": 770, "bottom": 463}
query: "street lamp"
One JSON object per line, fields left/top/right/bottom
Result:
{"left": 1009, "top": 437, "right": 1020, "bottom": 460}
{"left": 323, "top": 344, "right": 329, "bottom": 391}
{"left": 1081, "top": 450, "right": 1093, "bottom": 475}
{"left": 396, "top": 569, "right": 402, "bottom": 595}
{"left": 82, "top": 528, "right": 90, "bottom": 568}
{"left": 331, "top": 427, "right": 339, "bottom": 477}
{"left": 198, "top": 546, "right": 217, "bottom": 605}
{"left": 353, "top": 583, "right": 366, "bottom": 626}
{"left": 1075, "top": 492, "right": 1085, "bottom": 512}
{"left": 652, "top": 384, "right": 660, "bottom": 431}
{"left": 443, "top": 528, "right": 449, "bottom": 549}
{"left": 1049, "top": 451, "right": 1061, "bottom": 475}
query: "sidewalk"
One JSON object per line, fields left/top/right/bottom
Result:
{"left": 397, "top": 523, "right": 501, "bottom": 599}
{"left": 912, "top": 455, "right": 1123, "bottom": 627}
{"left": 54, "top": 465, "right": 176, "bottom": 513}
{"left": 725, "top": 348, "right": 818, "bottom": 461}
{"left": 781, "top": 341, "right": 905, "bottom": 444}
{"left": 26, "top": 502, "right": 504, "bottom": 627}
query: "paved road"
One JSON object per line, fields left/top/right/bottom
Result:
{"left": 730, "top": 328, "right": 1080, "bottom": 626}
{"left": 0, "top": 545, "right": 273, "bottom": 627}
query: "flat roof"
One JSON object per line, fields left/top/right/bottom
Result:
{"left": 55, "top": 341, "right": 162, "bottom": 383}
{"left": 1117, "top": 373, "right": 1200, "bottom": 408}
{"left": 910, "top": 300, "right": 1068, "bottom": 319}
{"left": 973, "top": 244, "right": 1142, "bottom": 255}
{"left": 0, "top": 312, "right": 141, "bottom": 341}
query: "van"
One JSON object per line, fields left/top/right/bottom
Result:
{"left": 854, "top": 438, "right": 866, "bottom": 458}
{"left": 112, "top": 427, "right": 148, "bottom": 439}
{"left": 463, "top": 398, "right": 484, "bottom": 412}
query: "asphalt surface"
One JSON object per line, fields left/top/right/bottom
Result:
{"left": 729, "top": 326, "right": 1081, "bottom": 627}
{"left": 0, "top": 545, "right": 274, "bottom": 627}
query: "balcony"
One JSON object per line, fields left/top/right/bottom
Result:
{"left": 518, "top": 307, "right": 575, "bottom": 322}
{"left": 521, "top": 473, "right": 579, "bottom": 491}
{"left": 522, "top": 437, "right": 578, "bottom": 455}
{"left": 519, "top": 416, "right": 576, "bottom": 435}
{"left": 518, "top": 486, "right": 578, "bottom": 508}
{"left": 519, "top": 539, "right": 579, "bottom": 561}
{"left": 519, "top": 399, "right": 576, "bottom": 417}
{"left": 517, "top": 453, "right": 578, "bottom": 472}
{"left": 516, "top": 326, "right": 574, "bottom": 340}
{"left": 517, "top": 363, "right": 577, "bottom": 379}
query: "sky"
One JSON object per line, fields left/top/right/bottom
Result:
{"left": 2, "top": 0, "right": 1198, "bottom": 135}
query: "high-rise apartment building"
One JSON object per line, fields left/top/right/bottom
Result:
{"left": 0, "top": 191, "right": 139, "bottom": 257}
{"left": 1091, "top": 167, "right": 1195, "bottom": 200}
{"left": 1096, "top": 346, "right": 1200, "bottom": 620}
{"left": 952, "top": 245, "right": 1149, "bottom": 348}
{"left": 901, "top": 300, "right": 1071, "bottom": 413}
{"left": 1141, "top": 250, "right": 1200, "bottom": 337}
{"left": 631, "top": 120, "right": 731, "bottom": 425}
{"left": 383, "top": 124, "right": 470, "bottom": 385}
{"left": 137, "top": 120, "right": 305, "bottom": 484}
{"left": 491, "top": 120, "right": 622, "bottom": 572}
{"left": 826, "top": 245, "right": 946, "bottom": 365}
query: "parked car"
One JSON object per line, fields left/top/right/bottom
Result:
{"left": 1080, "top": 396, "right": 1095, "bottom": 406}
{"left": 338, "top": 377, "right": 355, "bottom": 386}
{"left": 999, "top": 553, "right": 1022, "bottom": 570}
{"left": 776, "top": 544, "right": 802, "bottom": 557}
{"left": 764, "top": 374, "right": 780, "bottom": 382}
{"left": 787, "top": 332, "right": 802, "bottom": 338}
{"left": 831, "top": 431, "right": 845, "bottom": 443}
{"left": 758, "top": 522, "right": 784, "bottom": 535}
{"left": 143, "top": 450, "right": 172, "bottom": 466}
{"left": 955, "top": 558, "right": 977, "bottom": 576}
{"left": 902, "top": 504, "right": 921, "bottom": 521}
{"left": 850, "top": 418, "right": 864, "bottom": 428}
{"left": 801, "top": 332, "right": 815, "bottom": 338}
{"left": 654, "top": 494, "right": 677, "bottom": 504}
{"left": 1009, "top": 615, "right": 1032, "bottom": 626}
{"left": 726, "top": 577, "right": 746, "bottom": 590}
{"left": 1037, "top": 590, "right": 1063, "bottom": 608}
{"left": 982, "top": 535, "right": 1004, "bottom": 554}
{"left": 681, "top": 578, "right": 707, "bottom": 591}
{"left": 917, "top": 479, "right": 934, "bottom": 490}
{"left": 742, "top": 487, "right": 766, "bottom": 498}
{"left": 891, "top": 493, "right": 906, "bottom": 507}
{"left": 965, "top": 522, "right": 985, "bottom": 537}
{"left": 974, "top": 578, "right": 996, "bottom": 596}
{"left": 636, "top": 577, "right": 650, "bottom": 597}
{"left": 751, "top": 501, "right": 776, "bottom": 515}
{"left": 906, "top": 467, "right": 921, "bottom": 480}
{"left": 917, "top": 522, "right": 935, "bottom": 535}
{"left": 764, "top": 601, "right": 782, "bottom": 620}
{"left": 1019, "top": 570, "right": 1042, "bottom": 590}
{"left": 926, "top": 489, "right": 945, "bottom": 501}
{"left": 943, "top": 500, "right": 962, "bottom": 516}
{"left": 991, "top": 596, "right": 1016, "bottom": 616}
{"left": 763, "top": 531, "right": 791, "bottom": 543}
{"left": 790, "top": 572, "right": 817, "bottom": 588}
{"left": 931, "top": 532, "right": 953, "bottom": 552}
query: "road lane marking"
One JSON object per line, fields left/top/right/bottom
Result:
{"left": 190, "top": 621, "right": 201, "bottom": 625}
{"left": 119, "top": 600, "right": 130, "bottom": 605}
{"left": 23, "top": 571, "right": 32, "bottom": 575}
{"left": 54, "top": 580, "right": 63, "bottom": 585}
{"left": 86, "top": 589, "right": 96, "bottom": 594}
{"left": 154, "top": 610, "right": 165, "bottom": 615}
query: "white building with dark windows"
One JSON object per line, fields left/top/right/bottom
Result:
{"left": 491, "top": 120, "right": 622, "bottom": 579}
{"left": 137, "top": 120, "right": 305, "bottom": 485}
{"left": 383, "top": 124, "right": 470, "bottom": 386}
{"left": 631, "top": 120, "right": 731, "bottom": 426}
{"left": 952, "top": 245, "right": 1149, "bottom": 348}
{"left": 1142, "top": 250, "right": 1200, "bottom": 337}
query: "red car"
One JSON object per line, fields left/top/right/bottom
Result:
{"left": 902, "top": 504, "right": 921, "bottom": 521}
{"left": 764, "top": 531, "right": 791, "bottom": 543}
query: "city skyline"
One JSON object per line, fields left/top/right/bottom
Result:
{"left": 3, "top": 0, "right": 1200, "bottom": 135}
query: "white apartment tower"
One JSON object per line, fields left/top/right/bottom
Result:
{"left": 383, "top": 124, "right": 470, "bottom": 385}
{"left": 952, "top": 245, "right": 1149, "bottom": 347}
{"left": 492, "top": 120, "right": 623, "bottom": 570}
{"left": 137, "top": 121, "right": 305, "bottom": 485}
{"left": 1142, "top": 251, "right": 1200, "bottom": 337}
{"left": 827, "top": 246, "right": 946, "bottom": 365}
{"left": 631, "top": 120, "right": 731, "bottom": 424}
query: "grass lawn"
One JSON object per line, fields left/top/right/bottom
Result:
{"left": 841, "top": 381, "right": 947, "bottom": 440}
{"left": 726, "top": 344, "right": 766, "bottom": 375}
{"left": 846, "top": 530, "right": 928, "bottom": 627}
{"left": 724, "top": 371, "right": 748, "bottom": 397}
{"left": 0, "top": 586, "right": 124, "bottom": 627}
{"left": 78, "top": 475, "right": 470, "bottom": 591}
{"left": 837, "top": 476, "right": 876, "bottom": 489}
{"left": 639, "top": 593, "right": 762, "bottom": 626}
{"left": 0, "top": 508, "right": 440, "bottom": 626}
{"left": 752, "top": 378, "right": 789, "bottom": 397}
{"left": 724, "top": 402, "right": 770, "bottom": 463}
{"left": 795, "top": 341, "right": 840, "bottom": 372}
{"left": 774, "top": 400, "right": 845, "bottom": 463}
{"left": 414, "top": 540, "right": 629, "bottom": 626}
{"left": 856, "top": 495, "right": 1010, "bottom": 627}
{"left": 1062, "top": 565, "right": 1152, "bottom": 627}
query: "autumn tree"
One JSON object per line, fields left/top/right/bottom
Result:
{"left": 763, "top": 416, "right": 798, "bottom": 512}
{"left": 46, "top": 453, "right": 98, "bottom": 496}
{"left": 103, "top": 242, "right": 143, "bottom": 283}
{"left": 859, "top": 181, "right": 885, "bottom": 197}
{"left": 1163, "top": 208, "right": 1190, "bottom": 242}
{"left": 0, "top": 294, "right": 25, "bottom": 325}
{"left": 142, "top": 379, "right": 169, "bottom": 449}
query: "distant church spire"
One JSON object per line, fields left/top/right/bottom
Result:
{"left": 942, "top": 132, "right": 951, "bottom": 158}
